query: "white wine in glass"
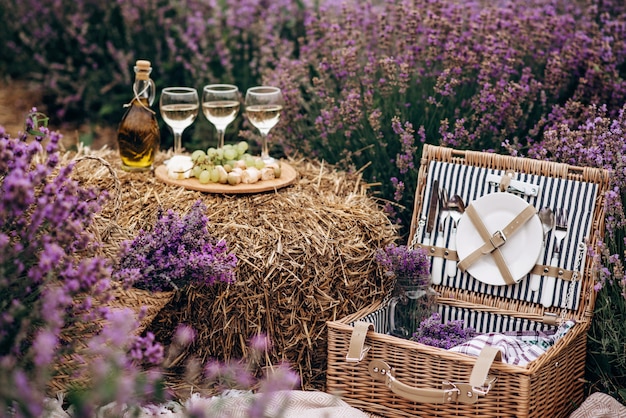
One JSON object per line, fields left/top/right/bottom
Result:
{"left": 202, "top": 84, "right": 240, "bottom": 149}
{"left": 160, "top": 87, "right": 199, "bottom": 155}
{"left": 245, "top": 86, "right": 284, "bottom": 162}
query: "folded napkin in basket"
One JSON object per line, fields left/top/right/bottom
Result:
{"left": 448, "top": 320, "right": 575, "bottom": 366}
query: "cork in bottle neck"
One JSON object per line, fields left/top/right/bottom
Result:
{"left": 134, "top": 60, "right": 152, "bottom": 81}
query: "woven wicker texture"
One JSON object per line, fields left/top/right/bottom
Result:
{"left": 326, "top": 144, "right": 611, "bottom": 418}
{"left": 328, "top": 301, "right": 589, "bottom": 418}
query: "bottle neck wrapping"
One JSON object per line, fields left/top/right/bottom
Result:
{"left": 133, "top": 79, "right": 155, "bottom": 106}
{"left": 123, "top": 78, "right": 156, "bottom": 114}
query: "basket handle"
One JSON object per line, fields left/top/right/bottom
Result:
{"left": 347, "top": 321, "right": 501, "bottom": 404}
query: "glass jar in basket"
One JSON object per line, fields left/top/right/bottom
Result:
{"left": 376, "top": 244, "right": 437, "bottom": 339}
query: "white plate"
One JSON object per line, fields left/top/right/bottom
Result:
{"left": 455, "top": 193, "right": 542, "bottom": 286}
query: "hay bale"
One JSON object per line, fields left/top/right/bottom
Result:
{"left": 68, "top": 147, "right": 398, "bottom": 391}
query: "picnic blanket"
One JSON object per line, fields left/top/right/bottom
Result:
{"left": 44, "top": 390, "right": 369, "bottom": 418}
{"left": 43, "top": 386, "right": 625, "bottom": 417}
{"left": 569, "top": 392, "right": 626, "bottom": 418}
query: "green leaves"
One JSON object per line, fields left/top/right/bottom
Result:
{"left": 26, "top": 111, "right": 49, "bottom": 136}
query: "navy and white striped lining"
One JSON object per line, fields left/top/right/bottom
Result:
{"left": 437, "top": 304, "right": 555, "bottom": 334}
{"left": 349, "top": 304, "right": 391, "bottom": 334}
{"left": 419, "top": 161, "right": 598, "bottom": 310}
{"left": 350, "top": 303, "right": 557, "bottom": 336}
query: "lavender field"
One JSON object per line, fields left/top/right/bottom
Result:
{"left": 1, "top": 0, "right": 626, "bottom": 414}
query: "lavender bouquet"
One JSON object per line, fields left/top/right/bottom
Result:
{"left": 376, "top": 244, "right": 435, "bottom": 338}
{"left": 113, "top": 200, "right": 237, "bottom": 292}
{"left": 412, "top": 313, "right": 475, "bottom": 350}
{"left": 375, "top": 243, "right": 431, "bottom": 287}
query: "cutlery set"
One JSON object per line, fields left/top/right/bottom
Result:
{"left": 541, "top": 208, "right": 569, "bottom": 307}
{"left": 423, "top": 182, "right": 571, "bottom": 308}
{"left": 424, "top": 183, "right": 466, "bottom": 285}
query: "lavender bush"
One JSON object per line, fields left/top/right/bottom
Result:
{"left": 0, "top": 112, "right": 165, "bottom": 417}
{"left": 524, "top": 103, "right": 626, "bottom": 402}
{"left": 112, "top": 200, "right": 237, "bottom": 292}
{"left": 265, "top": 0, "right": 626, "bottom": 227}
{"left": 3, "top": 0, "right": 625, "bottom": 227}
{"left": 0, "top": 0, "right": 309, "bottom": 150}
{"left": 0, "top": 114, "right": 297, "bottom": 416}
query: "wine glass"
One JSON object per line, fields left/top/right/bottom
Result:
{"left": 245, "top": 86, "right": 284, "bottom": 163}
{"left": 159, "top": 87, "right": 199, "bottom": 155}
{"left": 202, "top": 84, "right": 240, "bottom": 149}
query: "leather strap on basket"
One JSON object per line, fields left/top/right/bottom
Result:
{"left": 346, "top": 321, "right": 374, "bottom": 362}
{"left": 344, "top": 320, "right": 502, "bottom": 405}
{"left": 457, "top": 203, "right": 537, "bottom": 285}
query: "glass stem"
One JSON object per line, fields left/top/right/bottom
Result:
{"left": 173, "top": 130, "right": 183, "bottom": 155}
{"left": 217, "top": 129, "right": 225, "bottom": 149}
{"left": 260, "top": 133, "right": 269, "bottom": 161}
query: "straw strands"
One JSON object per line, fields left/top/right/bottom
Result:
{"left": 64, "top": 147, "right": 399, "bottom": 391}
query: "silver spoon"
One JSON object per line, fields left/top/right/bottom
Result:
{"left": 529, "top": 207, "right": 555, "bottom": 292}
{"left": 446, "top": 195, "right": 466, "bottom": 278}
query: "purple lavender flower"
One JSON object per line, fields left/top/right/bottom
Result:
{"left": 1, "top": 111, "right": 167, "bottom": 416}
{"left": 31, "top": 330, "right": 58, "bottom": 367}
{"left": 249, "top": 363, "right": 300, "bottom": 418}
{"left": 528, "top": 104, "right": 626, "bottom": 293}
{"left": 173, "top": 324, "right": 197, "bottom": 346}
{"left": 412, "top": 313, "right": 475, "bottom": 349}
{"left": 375, "top": 244, "right": 430, "bottom": 286}
{"left": 130, "top": 332, "right": 165, "bottom": 365}
{"left": 250, "top": 333, "right": 273, "bottom": 354}
{"left": 112, "top": 200, "right": 237, "bottom": 292}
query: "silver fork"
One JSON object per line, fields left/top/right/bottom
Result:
{"left": 541, "top": 208, "right": 569, "bottom": 308}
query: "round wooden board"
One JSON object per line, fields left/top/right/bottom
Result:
{"left": 154, "top": 161, "right": 298, "bottom": 194}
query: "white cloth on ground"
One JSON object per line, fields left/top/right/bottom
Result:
{"left": 44, "top": 390, "right": 369, "bottom": 418}
{"left": 568, "top": 392, "right": 626, "bottom": 418}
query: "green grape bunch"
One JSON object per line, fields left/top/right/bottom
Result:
{"left": 189, "top": 141, "right": 281, "bottom": 185}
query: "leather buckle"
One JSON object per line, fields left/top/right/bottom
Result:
{"left": 473, "top": 375, "right": 496, "bottom": 396}
{"left": 489, "top": 230, "right": 507, "bottom": 249}
{"left": 346, "top": 344, "right": 370, "bottom": 363}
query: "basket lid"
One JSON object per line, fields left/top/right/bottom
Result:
{"left": 409, "top": 145, "right": 610, "bottom": 324}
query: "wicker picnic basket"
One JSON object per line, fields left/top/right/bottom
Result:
{"left": 326, "top": 144, "right": 610, "bottom": 417}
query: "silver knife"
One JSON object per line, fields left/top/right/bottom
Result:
{"left": 423, "top": 179, "right": 439, "bottom": 246}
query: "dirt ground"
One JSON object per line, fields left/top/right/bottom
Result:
{"left": 0, "top": 78, "right": 116, "bottom": 149}
{"left": 0, "top": 79, "right": 41, "bottom": 137}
